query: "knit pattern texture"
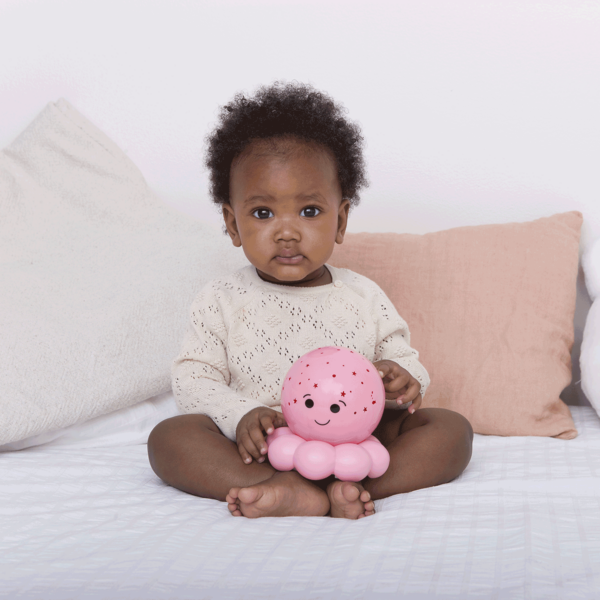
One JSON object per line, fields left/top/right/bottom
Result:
{"left": 172, "top": 265, "right": 430, "bottom": 440}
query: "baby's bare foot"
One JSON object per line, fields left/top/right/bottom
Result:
{"left": 226, "top": 471, "right": 330, "bottom": 518}
{"left": 327, "top": 480, "right": 375, "bottom": 519}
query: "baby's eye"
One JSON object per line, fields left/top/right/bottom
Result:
{"left": 330, "top": 404, "right": 341, "bottom": 413}
{"left": 300, "top": 206, "right": 321, "bottom": 218}
{"left": 305, "top": 399, "right": 314, "bottom": 408}
{"left": 252, "top": 208, "right": 273, "bottom": 219}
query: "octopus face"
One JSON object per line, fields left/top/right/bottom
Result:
{"left": 280, "top": 346, "right": 386, "bottom": 445}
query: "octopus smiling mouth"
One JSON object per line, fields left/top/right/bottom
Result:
{"left": 314, "top": 420, "right": 330, "bottom": 426}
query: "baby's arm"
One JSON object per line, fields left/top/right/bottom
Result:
{"left": 172, "top": 284, "right": 266, "bottom": 442}
{"left": 370, "top": 285, "right": 430, "bottom": 409}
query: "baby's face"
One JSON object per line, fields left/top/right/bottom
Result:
{"left": 224, "top": 139, "right": 349, "bottom": 287}
{"left": 281, "top": 347, "right": 386, "bottom": 444}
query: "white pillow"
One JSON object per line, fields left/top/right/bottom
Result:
{"left": 0, "top": 99, "right": 247, "bottom": 446}
{"left": 0, "top": 392, "right": 180, "bottom": 451}
{"left": 581, "top": 237, "right": 600, "bottom": 415}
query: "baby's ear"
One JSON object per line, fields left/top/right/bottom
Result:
{"left": 336, "top": 199, "right": 350, "bottom": 244}
{"left": 222, "top": 203, "right": 242, "bottom": 247}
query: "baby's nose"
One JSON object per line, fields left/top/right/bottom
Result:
{"left": 275, "top": 218, "right": 301, "bottom": 241}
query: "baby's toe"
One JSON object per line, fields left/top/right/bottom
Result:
{"left": 359, "top": 490, "right": 371, "bottom": 503}
{"left": 226, "top": 488, "right": 241, "bottom": 504}
{"left": 227, "top": 501, "right": 241, "bottom": 514}
{"left": 238, "top": 485, "right": 261, "bottom": 505}
{"left": 341, "top": 482, "right": 361, "bottom": 502}
{"left": 227, "top": 488, "right": 243, "bottom": 516}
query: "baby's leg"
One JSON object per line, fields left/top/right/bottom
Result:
{"left": 365, "top": 408, "right": 473, "bottom": 500}
{"left": 147, "top": 415, "right": 329, "bottom": 518}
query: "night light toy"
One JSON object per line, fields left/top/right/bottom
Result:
{"left": 266, "top": 346, "right": 390, "bottom": 481}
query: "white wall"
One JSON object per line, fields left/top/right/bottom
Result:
{"left": 1, "top": 0, "right": 598, "bottom": 403}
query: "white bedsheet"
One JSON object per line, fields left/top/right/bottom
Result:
{"left": 2, "top": 406, "right": 600, "bottom": 600}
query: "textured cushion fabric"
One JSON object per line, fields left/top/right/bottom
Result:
{"left": 0, "top": 99, "right": 248, "bottom": 446}
{"left": 330, "top": 212, "right": 582, "bottom": 439}
{"left": 581, "top": 237, "right": 600, "bottom": 417}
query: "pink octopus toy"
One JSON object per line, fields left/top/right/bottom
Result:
{"left": 266, "top": 346, "right": 390, "bottom": 482}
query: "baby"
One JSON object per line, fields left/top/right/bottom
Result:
{"left": 148, "top": 82, "right": 473, "bottom": 519}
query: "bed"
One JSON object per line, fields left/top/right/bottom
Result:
{"left": 2, "top": 398, "right": 600, "bottom": 599}
{"left": 1, "top": 95, "right": 599, "bottom": 600}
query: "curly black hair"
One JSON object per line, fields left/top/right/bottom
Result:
{"left": 205, "top": 81, "right": 368, "bottom": 206}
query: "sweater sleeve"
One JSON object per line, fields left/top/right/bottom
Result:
{"left": 370, "top": 286, "right": 430, "bottom": 398}
{"left": 171, "top": 284, "right": 267, "bottom": 441}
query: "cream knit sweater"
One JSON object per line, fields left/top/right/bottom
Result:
{"left": 172, "top": 265, "right": 430, "bottom": 440}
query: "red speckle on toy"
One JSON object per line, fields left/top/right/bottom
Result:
{"left": 266, "top": 346, "right": 390, "bottom": 481}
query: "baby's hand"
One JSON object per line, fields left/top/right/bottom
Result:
{"left": 235, "top": 407, "right": 287, "bottom": 465}
{"left": 373, "top": 360, "right": 422, "bottom": 414}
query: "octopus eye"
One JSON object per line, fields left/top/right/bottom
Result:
{"left": 330, "top": 404, "right": 341, "bottom": 413}
{"left": 305, "top": 399, "right": 314, "bottom": 408}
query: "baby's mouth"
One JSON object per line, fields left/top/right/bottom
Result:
{"left": 314, "top": 420, "right": 330, "bottom": 426}
{"left": 275, "top": 254, "right": 304, "bottom": 265}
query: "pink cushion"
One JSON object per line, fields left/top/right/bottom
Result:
{"left": 330, "top": 212, "right": 582, "bottom": 439}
